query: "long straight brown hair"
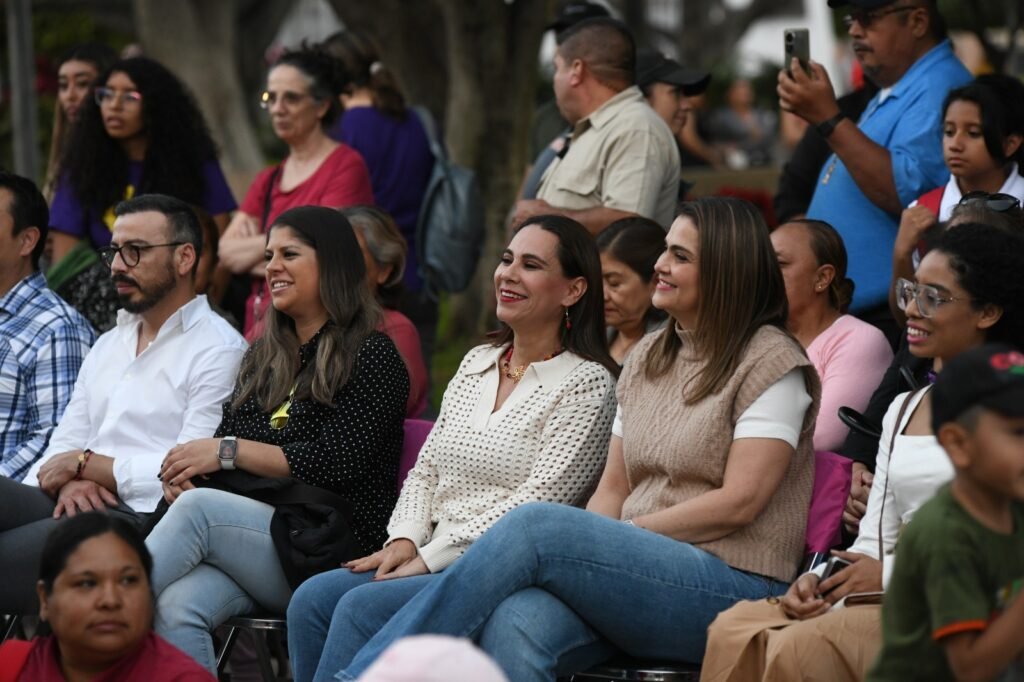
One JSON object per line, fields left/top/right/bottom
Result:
{"left": 645, "top": 197, "right": 790, "bottom": 403}
{"left": 232, "top": 206, "right": 381, "bottom": 412}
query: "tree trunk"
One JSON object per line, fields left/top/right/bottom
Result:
{"left": 436, "top": 0, "right": 555, "bottom": 338}
{"left": 326, "top": 0, "right": 449, "bottom": 120}
{"left": 132, "top": 0, "right": 266, "bottom": 193}
{"left": 330, "top": 0, "right": 554, "bottom": 339}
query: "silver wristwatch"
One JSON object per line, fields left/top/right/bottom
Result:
{"left": 218, "top": 436, "right": 238, "bottom": 470}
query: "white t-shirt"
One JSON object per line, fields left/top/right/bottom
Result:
{"left": 611, "top": 367, "right": 811, "bottom": 448}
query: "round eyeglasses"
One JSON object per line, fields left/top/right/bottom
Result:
{"left": 94, "top": 86, "right": 143, "bottom": 108}
{"left": 259, "top": 90, "right": 313, "bottom": 109}
{"left": 99, "top": 242, "right": 185, "bottom": 268}
{"left": 894, "top": 277, "right": 971, "bottom": 319}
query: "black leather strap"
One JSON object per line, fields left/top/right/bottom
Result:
{"left": 816, "top": 111, "right": 847, "bottom": 138}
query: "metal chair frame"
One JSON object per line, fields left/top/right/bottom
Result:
{"left": 216, "top": 615, "right": 289, "bottom": 682}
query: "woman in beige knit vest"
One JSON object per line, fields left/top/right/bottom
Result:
{"left": 319, "top": 197, "right": 822, "bottom": 682}
{"left": 702, "top": 221, "right": 1024, "bottom": 682}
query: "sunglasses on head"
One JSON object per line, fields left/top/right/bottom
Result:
{"left": 958, "top": 191, "right": 1021, "bottom": 213}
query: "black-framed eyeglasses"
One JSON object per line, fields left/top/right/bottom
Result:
{"left": 894, "top": 277, "right": 971, "bottom": 319}
{"left": 843, "top": 4, "right": 917, "bottom": 29}
{"left": 99, "top": 242, "right": 185, "bottom": 268}
{"left": 259, "top": 90, "right": 313, "bottom": 109}
{"left": 958, "top": 191, "right": 1021, "bottom": 213}
{"left": 94, "top": 86, "right": 143, "bottom": 108}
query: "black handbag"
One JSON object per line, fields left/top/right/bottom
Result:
{"left": 145, "top": 469, "right": 361, "bottom": 590}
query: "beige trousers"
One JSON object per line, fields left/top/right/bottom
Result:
{"left": 701, "top": 598, "right": 882, "bottom": 682}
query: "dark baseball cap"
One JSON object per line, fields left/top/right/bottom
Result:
{"left": 931, "top": 344, "right": 1024, "bottom": 432}
{"left": 547, "top": 1, "right": 611, "bottom": 34}
{"left": 636, "top": 49, "right": 710, "bottom": 96}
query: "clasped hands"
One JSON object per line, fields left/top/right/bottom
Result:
{"left": 37, "top": 451, "right": 118, "bottom": 518}
{"left": 780, "top": 550, "right": 882, "bottom": 620}
{"left": 158, "top": 438, "right": 221, "bottom": 504}
{"left": 345, "top": 538, "right": 429, "bottom": 581}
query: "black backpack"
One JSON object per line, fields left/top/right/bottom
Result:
{"left": 412, "top": 107, "right": 485, "bottom": 296}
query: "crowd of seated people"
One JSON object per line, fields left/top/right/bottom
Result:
{"left": 4, "top": 2, "right": 1024, "bottom": 681}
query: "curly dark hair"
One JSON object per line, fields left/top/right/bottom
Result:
{"left": 934, "top": 222, "right": 1024, "bottom": 347}
{"left": 60, "top": 56, "right": 219, "bottom": 216}
{"left": 274, "top": 41, "right": 349, "bottom": 129}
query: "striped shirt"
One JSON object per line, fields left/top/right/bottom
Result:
{"left": 0, "top": 272, "right": 95, "bottom": 480}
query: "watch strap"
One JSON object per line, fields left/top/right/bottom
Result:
{"left": 218, "top": 437, "right": 238, "bottom": 470}
{"left": 816, "top": 112, "right": 846, "bottom": 138}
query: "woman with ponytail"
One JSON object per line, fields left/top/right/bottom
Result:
{"left": 321, "top": 30, "right": 437, "bottom": 364}
{"left": 771, "top": 219, "right": 893, "bottom": 451}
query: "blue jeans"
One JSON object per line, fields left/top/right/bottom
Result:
{"left": 145, "top": 488, "right": 293, "bottom": 673}
{"left": 335, "top": 503, "right": 788, "bottom": 682}
{"left": 288, "top": 568, "right": 440, "bottom": 682}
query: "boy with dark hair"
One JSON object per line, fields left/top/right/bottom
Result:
{"left": 869, "top": 343, "right": 1024, "bottom": 681}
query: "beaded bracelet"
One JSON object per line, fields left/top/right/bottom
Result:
{"left": 74, "top": 449, "right": 94, "bottom": 480}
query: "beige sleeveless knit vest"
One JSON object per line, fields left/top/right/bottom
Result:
{"left": 618, "top": 324, "right": 821, "bottom": 582}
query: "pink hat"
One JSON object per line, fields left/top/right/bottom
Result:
{"left": 356, "top": 635, "right": 509, "bottom": 682}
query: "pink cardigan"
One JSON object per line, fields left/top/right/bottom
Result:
{"left": 806, "top": 315, "right": 893, "bottom": 451}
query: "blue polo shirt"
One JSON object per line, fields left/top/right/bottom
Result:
{"left": 806, "top": 41, "right": 971, "bottom": 312}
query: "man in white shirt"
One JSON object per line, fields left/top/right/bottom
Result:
{"left": 0, "top": 194, "right": 246, "bottom": 613}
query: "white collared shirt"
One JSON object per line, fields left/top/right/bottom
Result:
{"left": 934, "top": 163, "right": 1024, "bottom": 221}
{"left": 25, "top": 296, "right": 247, "bottom": 512}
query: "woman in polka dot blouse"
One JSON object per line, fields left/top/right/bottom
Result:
{"left": 287, "top": 214, "right": 620, "bottom": 682}
{"left": 145, "top": 206, "right": 410, "bottom": 673}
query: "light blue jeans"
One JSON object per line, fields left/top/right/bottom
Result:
{"left": 146, "top": 488, "right": 293, "bottom": 673}
{"left": 292, "top": 502, "right": 789, "bottom": 682}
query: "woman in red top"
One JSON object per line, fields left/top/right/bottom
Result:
{"left": 0, "top": 513, "right": 212, "bottom": 682}
{"left": 219, "top": 43, "right": 374, "bottom": 338}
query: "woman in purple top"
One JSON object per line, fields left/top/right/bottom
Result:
{"left": 322, "top": 31, "right": 437, "bottom": 364}
{"left": 49, "top": 57, "right": 236, "bottom": 265}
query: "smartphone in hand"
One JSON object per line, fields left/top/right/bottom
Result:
{"left": 818, "top": 555, "right": 853, "bottom": 596}
{"left": 784, "top": 28, "right": 811, "bottom": 77}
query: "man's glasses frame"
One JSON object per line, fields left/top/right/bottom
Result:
{"left": 843, "top": 4, "right": 918, "bottom": 29}
{"left": 99, "top": 242, "right": 185, "bottom": 268}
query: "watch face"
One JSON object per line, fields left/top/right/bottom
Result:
{"left": 219, "top": 440, "right": 237, "bottom": 458}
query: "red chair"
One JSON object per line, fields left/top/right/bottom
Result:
{"left": 399, "top": 419, "right": 435, "bottom": 492}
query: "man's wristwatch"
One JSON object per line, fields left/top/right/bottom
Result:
{"left": 218, "top": 437, "right": 238, "bottom": 470}
{"left": 816, "top": 112, "right": 846, "bottom": 139}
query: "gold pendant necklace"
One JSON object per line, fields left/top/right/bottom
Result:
{"left": 501, "top": 346, "right": 562, "bottom": 383}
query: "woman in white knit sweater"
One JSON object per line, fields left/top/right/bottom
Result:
{"left": 287, "top": 214, "right": 619, "bottom": 682}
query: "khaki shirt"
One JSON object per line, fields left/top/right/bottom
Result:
{"left": 538, "top": 86, "right": 680, "bottom": 228}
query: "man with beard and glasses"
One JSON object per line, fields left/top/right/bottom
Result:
{"left": 777, "top": 0, "right": 970, "bottom": 339}
{"left": 0, "top": 194, "right": 246, "bottom": 615}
